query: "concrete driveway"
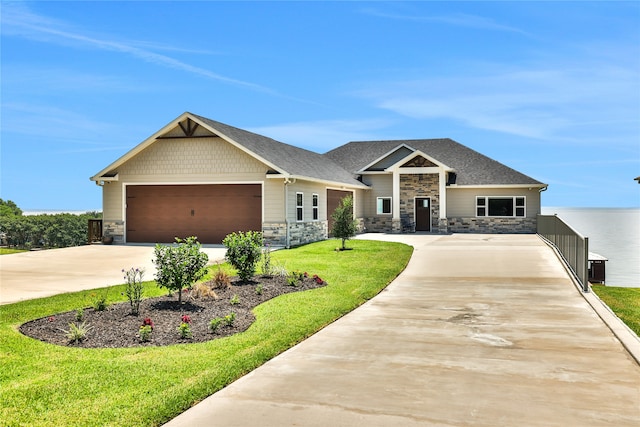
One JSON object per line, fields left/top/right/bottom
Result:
{"left": 164, "top": 233, "right": 640, "bottom": 427}
{"left": 0, "top": 244, "right": 227, "bottom": 305}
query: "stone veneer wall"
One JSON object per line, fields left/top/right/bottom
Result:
{"left": 263, "top": 221, "right": 328, "bottom": 247}
{"left": 447, "top": 217, "right": 537, "bottom": 234}
{"left": 400, "top": 173, "right": 440, "bottom": 232}
{"left": 103, "top": 220, "right": 125, "bottom": 244}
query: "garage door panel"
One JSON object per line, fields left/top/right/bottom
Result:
{"left": 126, "top": 185, "right": 261, "bottom": 244}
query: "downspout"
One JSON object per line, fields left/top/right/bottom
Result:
{"left": 284, "top": 179, "right": 290, "bottom": 249}
{"left": 284, "top": 177, "right": 296, "bottom": 249}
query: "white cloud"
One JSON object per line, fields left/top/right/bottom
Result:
{"left": 361, "top": 8, "right": 530, "bottom": 36}
{"left": 356, "top": 60, "right": 640, "bottom": 144}
{"left": 0, "top": 3, "right": 275, "bottom": 95}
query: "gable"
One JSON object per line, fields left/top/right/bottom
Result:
{"left": 401, "top": 155, "right": 438, "bottom": 168}
{"left": 365, "top": 146, "right": 415, "bottom": 171}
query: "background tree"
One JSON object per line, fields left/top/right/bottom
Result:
{"left": 153, "top": 237, "right": 209, "bottom": 304}
{"left": 0, "top": 199, "right": 23, "bottom": 217}
{"left": 331, "top": 195, "right": 358, "bottom": 250}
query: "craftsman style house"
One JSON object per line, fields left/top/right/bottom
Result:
{"left": 91, "top": 112, "right": 547, "bottom": 246}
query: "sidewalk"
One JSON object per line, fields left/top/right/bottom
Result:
{"left": 163, "top": 234, "right": 640, "bottom": 427}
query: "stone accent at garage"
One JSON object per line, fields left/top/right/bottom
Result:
{"left": 447, "top": 217, "right": 537, "bottom": 233}
{"left": 263, "top": 222, "right": 287, "bottom": 246}
{"left": 288, "top": 221, "right": 327, "bottom": 247}
{"left": 103, "top": 220, "right": 125, "bottom": 244}
{"left": 263, "top": 221, "right": 328, "bottom": 247}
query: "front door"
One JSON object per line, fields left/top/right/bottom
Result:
{"left": 415, "top": 198, "right": 431, "bottom": 231}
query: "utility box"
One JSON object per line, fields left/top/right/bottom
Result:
{"left": 588, "top": 252, "right": 607, "bottom": 284}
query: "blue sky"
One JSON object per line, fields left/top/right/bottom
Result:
{"left": 1, "top": 1, "right": 639, "bottom": 211}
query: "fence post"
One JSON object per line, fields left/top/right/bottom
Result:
{"left": 583, "top": 237, "right": 590, "bottom": 293}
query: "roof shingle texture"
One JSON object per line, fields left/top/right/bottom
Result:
{"left": 192, "top": 113, "right": 364, "bottom": 187}
{"left": 325, "top": 139, "right": 544, "bottom": 186}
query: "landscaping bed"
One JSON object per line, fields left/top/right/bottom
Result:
{"left": 20, "top": 274, "right": 325, "bottom": 348}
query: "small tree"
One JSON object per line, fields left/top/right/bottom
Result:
{"left": 331, "top": 195, "right": 358, "bottom": 250}
{"left": 153, "top": 236, "right": 209, "bottom": 304}
{"left": 223, "top": 230, "right": 263, "bottom": 282}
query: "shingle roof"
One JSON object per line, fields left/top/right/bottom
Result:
{"left": 325, "top": 139, "right": 545, "bottom": 186}
{"left": 191, "top": 113, "right": 366, "bottom": 188}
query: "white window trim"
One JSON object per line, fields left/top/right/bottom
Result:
{"left": 296, "top": 192, "right": 304, "bottom": 222}
{"left": 377, "top": 197, "right": 392, "bottom": 215}
{"left": 312, "top": 193, "right": 319, "bottom": 221}
{"left": 476, "top": 196, "right": 526, "bottom": 218}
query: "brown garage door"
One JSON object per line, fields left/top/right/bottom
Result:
{"left": 126, "top": 184, "right": 261, "bottom": 244}
{"left": 327, "top": 189, "right": 352, "bottom": 237}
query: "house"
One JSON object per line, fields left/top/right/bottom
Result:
{"left": 90, "top": 112, "right": 547, "bottom": 245}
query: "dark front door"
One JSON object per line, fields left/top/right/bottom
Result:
{"left": 415, "top": 198, "right": 431, "bottom": 232}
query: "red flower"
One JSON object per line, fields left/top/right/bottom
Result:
{"left": 142, "top": 318, "right": 154, "bottom": 329}
{"left": 181, "top": 314, "right": 191, "bottom": 324}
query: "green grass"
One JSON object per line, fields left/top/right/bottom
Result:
{"left": 592, "top": 285, "right": 640, "bottom": 336}
{"left": 0, "top": 239, "right": 412, "bottom": 427}
{"left": 0, "top": 248, "right": 28, "bottom": 255}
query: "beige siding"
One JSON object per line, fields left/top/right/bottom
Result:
{"left": 107, "top": 137, "right": 273, "bottom": 221}
{"left": 287, "top": 181, "right": 334, "bottom": 222}
{"left": 446, "top": 187, "right": 541, "bottom": 218}
{"left": 118, "top": 137, "right": 268, "bottom": 177}
{"left": 102, "top": 182, "right": 122, "bottom": 221}
{"left": 361, "top": 174, "right": 393, "bottom": 217}
{"left": 264, "top": 179, "right": 285, "bottom": 222}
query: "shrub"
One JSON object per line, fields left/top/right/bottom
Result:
{"left": 223, "top": 312, "right": 236, "bottom": 326}
{"left": 139, "top": 325, "right": 152, "bottom": 342}
{"left": 62, "top": 322, "right": 93, "bottom": 343}
{"left": 92, "top": 291, "right": 109, "bottom": 311}
{"left": 123, "top": 267, "right": 145, "bottom": 315}
{"left": 230, "top": 294, "right": 240, "bottom": 305}
{"left": 255, "top": 283, "right": 264, "bottom": 295}
{"left": 75, "top": 308, "right": 84, "bottom": 321}
{"left": 330, "top": 195, "right": 357, "bottom": 250}
{"left": 223, "top": 231, "right": 263, "bottom": 282}
{"left": 153, "top": 237, "right": 209, "bottom": 304}
{"left": 208, "top": 317, "right": 223, "bottom": 333}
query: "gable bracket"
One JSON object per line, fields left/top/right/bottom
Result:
{"left": 179, "top": 118, "right": 199, "bottom": 137}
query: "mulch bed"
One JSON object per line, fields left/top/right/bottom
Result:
{"left": 19, "top": 274, "right": 326, "bottom": 348}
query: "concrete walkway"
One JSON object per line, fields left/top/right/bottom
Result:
{"left": 0, "top": 244, "right": 227, "bottom": 305}
{"left": 164, "top": 234, "right": 640, "bottom": 427}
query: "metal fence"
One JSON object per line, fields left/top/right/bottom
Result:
{"left": 537, "top": 214, "right": 590, "bottom": 292}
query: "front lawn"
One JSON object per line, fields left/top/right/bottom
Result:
{"left": 0, "top": 248, "right": 28, "bottom": 255}
{"left": 0, "top": 239, "right": 412, "bottom": 427}
{"left": 592, "top": 285, "right": 640, "bottom": 336}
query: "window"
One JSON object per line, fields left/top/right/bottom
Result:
{"left": 312, "top": 194, "right": 319, "bottom": 220}
{"left": 476, "top": 196, "right": 526, "bottom": 217}
{"left": 377, "top": 197, "right": 392, "bottom": 215}
{"left": 296, "top": 192, "right": 303, "bottom": 221}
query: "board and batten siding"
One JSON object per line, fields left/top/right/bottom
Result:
{"left": 446, "top": 187, "right": 541, "bottom": 218}
{"left": 360, "top": 174, "right": 393, "bottom": 217}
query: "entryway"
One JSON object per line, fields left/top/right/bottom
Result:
{"left": 415, "top": 197, "right": 431, "bottom": 231}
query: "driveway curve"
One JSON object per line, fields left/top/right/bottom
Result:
{"left": 164, "top": 233, "right": 640, "bottom": 427}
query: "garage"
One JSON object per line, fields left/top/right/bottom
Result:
{"left": 126, "top": 184, "right": 262, "bottom": 244}
{"left": 327, "top": 189, "right": 352, "bottom": 236}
